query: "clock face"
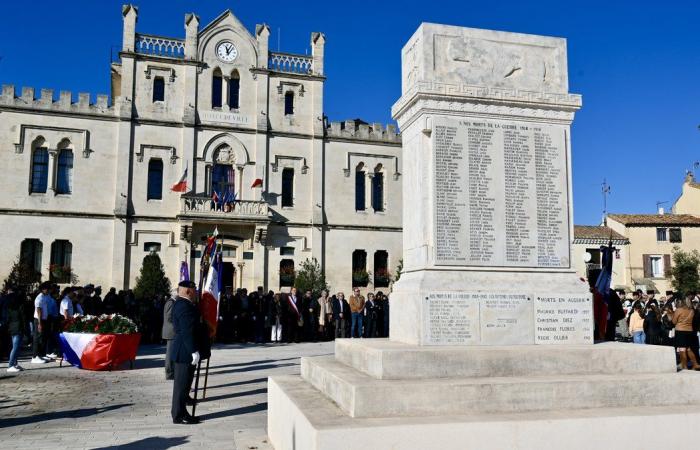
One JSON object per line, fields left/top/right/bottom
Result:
{"left": 216, "top": 41, "right": 238, "bottom": 63}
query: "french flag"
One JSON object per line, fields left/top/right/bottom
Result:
{"left": 59, "top": 332, "right": 140, "bottom": 371}
{"left": 171, "top": 166, "right": 188, "bottom": 192}
{"left": 200, "top": 251, "right": 222, "bottom": 338}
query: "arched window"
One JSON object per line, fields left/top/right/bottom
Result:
{"left": 372, "top": 164, "right": 384, "bottom": 212}
{"left": 228, "top": 70, "right": 240, "bottom": 109}
{"left": 374, "top": 250, "right": 389, "bottom": 288}
{"left": 284, "top": 91, "right": 294, "bottom": 115}
{"left": 50, "top": 240, "right": 72, "bottom": 283}
{"left": 153, "top": 76, "right": 165, "bottom": 102}
{"left": 281, "top": 168, "right": 294, "bottom": 207}
{"left": 212, "top": 69, "right": 223, "bottom": 108}
{"left": 56, "top": 149, "right": 73, "bottom": 194}
{"left": 355, "top": 163, "right": 365, "bottom": 211}
{"left": 30, "top": 147, "right": 49, "bottom": 194}
{"left": 147, "top": 159, "right": 163, "bottom": 200}
{"left": 280, "top": 259, "right": 295, "bottom": 287}
{"left": 211, "top": 161, "right": 235, "bottom": 199}
{"left": 352, "top": 249, "right": 368, "bottom": 287}
{"left": 20, "top": 238, "right": 42, "bottom": 275}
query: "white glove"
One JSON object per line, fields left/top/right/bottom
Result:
{"left": 191, "top": 351, "right": 200, "bottom": 366}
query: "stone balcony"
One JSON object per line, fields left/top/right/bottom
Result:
{"left": 179, "top": 195, "right": 270, "bottom": 222}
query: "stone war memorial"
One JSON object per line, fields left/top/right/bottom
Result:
{"left": 268, "top": 23, "right": 700, "bottom": 450}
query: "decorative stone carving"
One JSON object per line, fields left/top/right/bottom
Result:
{"left": 214, "top": 145, "right": 237, "bottom": 165}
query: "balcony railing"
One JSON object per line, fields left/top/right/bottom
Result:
{"left": 268, "top": 52, "right": 314, "bottom": 75}
{"left": 180, "top": 195, "right": 269, "bottom": 220}
{"left": 135, "top": 33, "right": 185, "bottom": 58}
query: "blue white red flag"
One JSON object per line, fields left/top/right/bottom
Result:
{"left": 595, "top": 243, "right": 614, "bottom": 300}
{"left": 200, "top": 251, "right": 222, "bottom": 338}
{"left": 59, "top": 332, "right": 140, "bottom": 370}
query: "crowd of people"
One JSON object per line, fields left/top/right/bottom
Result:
{"left": 612, "top": 289, "right": 700, "bottom": 370}
{"left": 0, "top": 279, "right": 391, "bottom": 373}
{"left": 216, "top": 286, "right": 391, "bottom": 344}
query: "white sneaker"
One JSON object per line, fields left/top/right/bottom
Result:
{"left": 31, "top": 356, "right": 47, "bottom": 364}
{"left": 46, "top": 353, "right": 58, "bottom": 359}
{"left": 15, "top": 365, "right": 25, "bottom": 371}
{"left": 41, "top": 356, "right": 54, "bottom": 362}
{"left": 7, "top": 366, "right": 20, "bottom": 373}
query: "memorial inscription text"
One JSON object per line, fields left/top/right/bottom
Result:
{"left": 433, "top": 117, "right": 569, "bottom": 268}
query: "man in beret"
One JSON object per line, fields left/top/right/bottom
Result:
{"left": 170, "top": 280, "right": 201, "bottom": 424}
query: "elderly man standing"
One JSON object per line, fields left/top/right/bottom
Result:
{"left": 171, "top": 280, "right": 201, "bottom": 425}
{"left": 162, "top": 292, "right": 176, "bottom": 381}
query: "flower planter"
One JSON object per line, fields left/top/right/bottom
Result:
{"left": 59, "top": 332, "right": 141, "bottom": 371}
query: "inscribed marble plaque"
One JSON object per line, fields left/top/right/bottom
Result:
{"left": 479, "top": 293, "right": 534, "bottom": 345}
{"left": 433, "top": 116, "right": 570, "bottom": 269}
{"left": 534, "top": 294, "right": 593, "bottom": 345}
{"left": 423, "top": 292, "right": 479, "bottom": 345}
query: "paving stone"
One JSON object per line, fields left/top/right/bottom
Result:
{"left": 1, "top": 341, "right": 333, "bottom": 449}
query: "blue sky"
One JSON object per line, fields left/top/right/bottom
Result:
{"left": 1, "top": 1, "right": 699, "bottom": 225}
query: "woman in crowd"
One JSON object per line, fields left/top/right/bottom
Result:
{"left": 317, "top": 290, "right": 332, "bottom": 341}
{"left": 670, "top": 294, "right": 700, "bottom": 370}
{"left": 643, "top": 301, "right": 663, "bottom": 345}
{"left": 5, "top": 287, "right": 26, "bottom": 373}
{"left": 628, "top": 301, "right": 645, "bottom": 344}
{"left": 269, "top": 293, "right": 285, "bottom": 343}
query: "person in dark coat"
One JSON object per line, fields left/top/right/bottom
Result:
{"left": 162, "top": 294, "right": 176, "bottom": 380}
{"left": 170, "top": 281, "right": 201, "bottom": 424}
{"left": 302, "top": 290, "right": 319, "bottom": 342}
{"left": 285, "top": 288, "right": 303, "bottom": 343}
{"left": 364, "top": 293, "right": 379, "bottom": 338}
{"left": 332, "top": 292, "right": 350, "bottom": 339}
{"left": 4, "top": 286, "right": 26, "bottom": 372}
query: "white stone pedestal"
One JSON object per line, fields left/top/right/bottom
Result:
{"left": 268, "top": 340, "right": 700, "bottom": 450}
{"left": 389, "top": 270, "right": 591, "bottom": 346}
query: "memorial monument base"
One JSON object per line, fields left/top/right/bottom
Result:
{"left": 268, "top": 340, "right": 700, "bottom": 450}
{"left": 389, "top": 270, "right": 592, "bottom": 346}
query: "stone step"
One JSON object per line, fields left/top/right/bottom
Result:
{"left": 335, "top": 339, "right": 677, "bottom": 379}
{"left": 301, "top": 355, "right": 700, "bottom": 419}
{"left": 268, "top": 374, "right": 700, "bottom": 450}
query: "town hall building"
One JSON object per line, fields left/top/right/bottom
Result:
{"left": 0, "top": 5, "right": 402, "bottom": 293}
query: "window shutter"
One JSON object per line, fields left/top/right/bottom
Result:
{"left": 663, "top": 254, "right": 671, "bottom": 277}
{"left": 642, "top": 254, "right": 651, "bottom": 278}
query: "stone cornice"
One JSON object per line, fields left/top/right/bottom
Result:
{"left": 392, "top": 81, "right": 582, "bottom": 126}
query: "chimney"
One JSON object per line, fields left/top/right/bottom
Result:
{"left": 184, "top": 13, "right": 199, "bottom": 60}
{"left": 658, "top": 207, "right": 664, "bottom": 215}
{"left": 122, "top": 4, "right": 138, "bottom": 52}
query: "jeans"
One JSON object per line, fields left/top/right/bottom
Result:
{"left": 632, "top": 331, "right": 646, "bottom": 344}
{"left": 351, "top": 312, "right": 363, "bottom": 338}
{"left": 9, "top": 334, "right": 21, "bottom": 367}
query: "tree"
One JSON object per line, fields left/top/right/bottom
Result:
{"left": 2, "top": 258, "right": 41, "bottom": 294}
{"left": 133, "top": 252, "right": 171, "bottom": 301}
{"left": 394, "top": 259, "right": 403, "bottom": 283}
{"left": 670, "top": 247, "right": 700, "bottom": 298}
{"left": 294, "top": 258, "right": 329, "bottom": 297}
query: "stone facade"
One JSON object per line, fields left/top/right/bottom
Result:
{"left": 0, "top": 6, "right": 402, "bottom": 293}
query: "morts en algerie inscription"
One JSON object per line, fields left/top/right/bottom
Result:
{"left": 433, "top": 116, "right": 570, "bottom": 268}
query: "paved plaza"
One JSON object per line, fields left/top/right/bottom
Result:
{"left": 0, "top": 342, "right": 334, "bottom": 449}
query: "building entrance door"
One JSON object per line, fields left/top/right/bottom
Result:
{"left": 221, "top": 262, "right": 235, "bottom": 291}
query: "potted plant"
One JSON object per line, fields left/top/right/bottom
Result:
{"left": 352, "top": 269, "right": 371, "bottom": 287}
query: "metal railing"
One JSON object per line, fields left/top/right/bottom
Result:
{"left": 180, "top": 195, "right": 269, "bottom": 219}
